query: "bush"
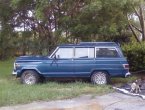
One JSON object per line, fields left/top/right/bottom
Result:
{"left": 122, "top": 42, "right": 145, "bottom": 71}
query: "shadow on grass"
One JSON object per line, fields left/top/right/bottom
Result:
{"left": 110, "top": 73, "right": 145, "bottom": 87}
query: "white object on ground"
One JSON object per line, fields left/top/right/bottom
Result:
{"left": 113, "top": 87, "right": 145, "bottom": 100}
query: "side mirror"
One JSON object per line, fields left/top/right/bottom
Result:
{"left": 54, "top": 54, "right": 60, "bottom": 59}
{"left": 54, "top": 54, "right": 57, "bottom": 59}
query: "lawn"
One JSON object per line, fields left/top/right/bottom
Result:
{"left": 0, "top": 59, "right": 113, "bottom": 107}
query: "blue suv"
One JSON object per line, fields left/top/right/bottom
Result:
{"left": 12, "top": 42, "right": 131, "bottom": 85}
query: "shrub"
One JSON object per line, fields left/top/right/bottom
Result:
{"left": 122, "top": 42, "right": 145, "bottom": 71}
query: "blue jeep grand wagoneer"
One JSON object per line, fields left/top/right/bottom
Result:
{"left": 12, "top": 42, "right": 131, "bottom": 85}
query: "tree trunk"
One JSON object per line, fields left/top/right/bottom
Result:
{"left": 139, "top": 5, "right": 145, "bottom": 41}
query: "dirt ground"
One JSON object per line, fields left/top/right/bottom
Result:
{"left": 0, "top": 92, "right": 145, "bottom": 110}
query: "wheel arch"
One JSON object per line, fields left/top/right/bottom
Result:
{"left": 18, "top": 68, "right": 42, "bottom": 77}
{"left": 90, "top": 70, "right": 110, "bottom": 77}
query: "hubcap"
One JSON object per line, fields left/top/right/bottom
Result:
{"left": 24, "top": 73, "right": 36, "bottom": 85}
{"left": 93, "top": 72, "right": 107, "bottom": 84}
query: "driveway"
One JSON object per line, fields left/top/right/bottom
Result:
{"left": 0, "top": 92, "right": 145, "bottom": 110}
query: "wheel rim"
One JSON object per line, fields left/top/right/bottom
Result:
{"left": 24, "top": 73, "right": 36, "bottom": 85}
{"left": 93, "top": 72, "right": 107, "bottom": 84}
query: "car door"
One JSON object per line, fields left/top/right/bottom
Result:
{"left": 74, "top": 47, "right": 96, "bottom": 77}
{"left": 44, "top": 47, "right": 74, "bottom": 77}
{"left": 95, "top": 47, "right": 124, "bottom": 77}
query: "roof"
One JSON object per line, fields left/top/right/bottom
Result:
{"left": 59, "top": 42, "right": 120, "bottom": 47}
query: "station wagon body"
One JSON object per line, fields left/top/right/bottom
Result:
{"left": 12, "top": 42, "right": 131, "bottom": 85}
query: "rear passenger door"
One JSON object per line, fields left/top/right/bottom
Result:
{"left": 74, "top": 47, "right": 95, "bottom": 77}
{"left": 95, "top": 47, "right": 124, "bottom": 77}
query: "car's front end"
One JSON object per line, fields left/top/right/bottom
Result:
{"left": 12, "top": 61, "right": 25, "bottom": 77}
{"left": 12, "top": 56, "right": 48, "bottom": 77}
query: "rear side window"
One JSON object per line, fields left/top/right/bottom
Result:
{"left": 96, "top": 48, "right": 119, "bottom": 58}
{"left": 75, "top": 48, "right": 94, "bottom": 58}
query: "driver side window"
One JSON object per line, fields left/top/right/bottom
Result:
{"left": 54, "top": 48, "right": 73, "bottom": 59}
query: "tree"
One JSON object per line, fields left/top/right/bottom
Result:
{"left": 0, "top": 0, "right": 16, "bottom": 59}
{"left": 0, "top": 0, "right": 137, "bottom": 60}
{"left": 127, "top": 0, "right": 145, "bottom": 42}
{"left": 57, "top": 0, "right": 133, "bottom": 43}
{"left": 11, "top": 0, "right": 62, "bottom": 54}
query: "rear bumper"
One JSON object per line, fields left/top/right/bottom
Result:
{"left": 125, "top": 72, "right": 131, "bottom": 77}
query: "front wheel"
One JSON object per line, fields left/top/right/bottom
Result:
{"left": 91, "top": 71, "right": 109, "bottom": 85}
{"left": 21, "top": 70, "right": 40, "bottom": 85}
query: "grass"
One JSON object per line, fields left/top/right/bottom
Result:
{"left": 111, "top": 76, "right": 138, "bottom": 85}
{"left": 0, "top": 59, "right": 113, "bottom": 107}
{"left": 0, "top": 81, "right": 112, "bottom": 107}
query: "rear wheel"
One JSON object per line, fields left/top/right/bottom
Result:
{"left": 21, "top": 70, "right": 40, "bottom": 85}
{"left": 91, "top": 71, "right": 109, "bottom": 85}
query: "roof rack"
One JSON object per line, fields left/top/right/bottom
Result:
{"left": 79, "top": 42, "right": 119, "bottom": 46}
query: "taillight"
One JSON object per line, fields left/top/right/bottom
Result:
{"left": 123, "top": 64, "right": 129, "bottom": 69}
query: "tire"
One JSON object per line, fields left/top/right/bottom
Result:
{"left": 21, "top": 70, "right": 40, "bottom": 85}
{"left": 91, "top": 71, "right": 109, "bottom": 85}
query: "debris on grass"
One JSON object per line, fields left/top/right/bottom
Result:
{"left": 113, "top": 78, "right": 145, "bottom": 100}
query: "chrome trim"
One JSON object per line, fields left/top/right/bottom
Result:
{"left": 49, "top": 47, "right": 59, "bottom": 58}
{"left": 12, "top": 71, "right": 17, "bottom": 75}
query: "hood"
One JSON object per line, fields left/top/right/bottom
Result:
{"left": 16, "top": 55, "right": 49, "bottom": 61}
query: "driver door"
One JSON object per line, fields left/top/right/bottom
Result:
{"left": 46, "top": 47, "right": 74, "bottom": 77}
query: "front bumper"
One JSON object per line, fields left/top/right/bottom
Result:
{"left": 12, "top": 71, "right": 17, "bottom": 75}
{"left": 125, "top": 72, "right": 131, "bottom": 77}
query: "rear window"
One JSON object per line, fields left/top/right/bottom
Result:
{"left": 96, "top": 48, "right": 120, "bottom": 58}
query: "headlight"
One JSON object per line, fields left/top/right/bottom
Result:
{"left": 14, "top": 63, "right": 20, "bottom": 69}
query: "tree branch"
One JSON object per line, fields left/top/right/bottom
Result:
{"left": 131, "top": 24, "right": 142, "bottom": 33}
{"left": 127, "top": 16, "right": 141, "bottom": 43}
{"left": 133, "top": 7, "right": 140, "bottom": 18}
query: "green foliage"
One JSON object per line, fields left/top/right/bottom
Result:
{"left": 0, "top": 0, "right": 141, "bottom": 59}
{"left": 56, "top": 0, "right": 134, "bottom": 42}
{"left": 122, "top": 42, "right": 145, "bottom": 71}
{"left": 35, "top": 0, "right": 49, "bottom": 20}
{"left": 0, "top": 0, "right": 17, "bottom": 60}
